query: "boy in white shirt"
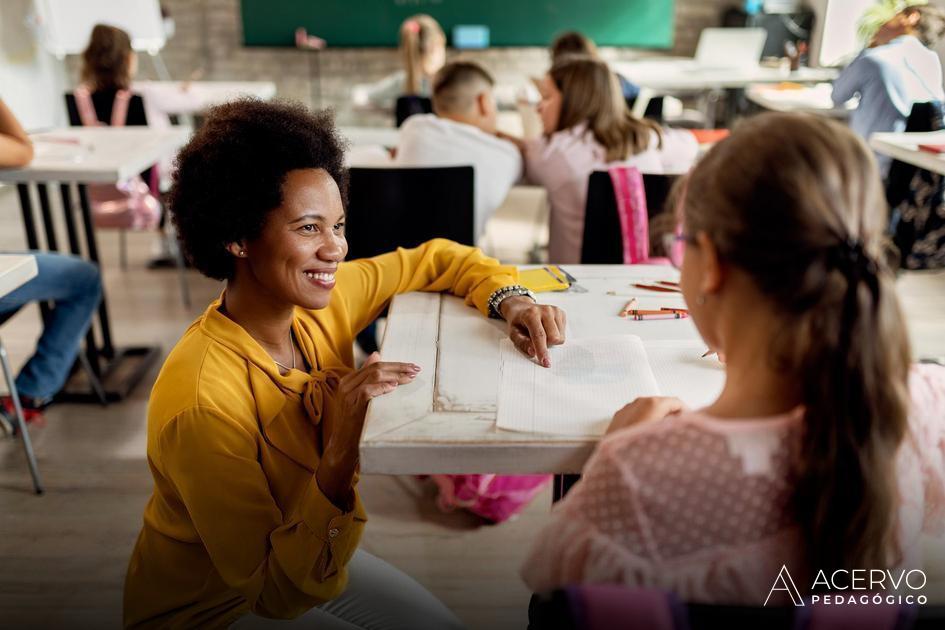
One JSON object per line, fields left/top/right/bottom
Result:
{"left": 395, "top": 61, "right": 522, "bottom": 241}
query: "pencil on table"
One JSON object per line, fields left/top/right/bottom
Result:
{"left": 619, "top": 298, "right": 638, "bottom": 317}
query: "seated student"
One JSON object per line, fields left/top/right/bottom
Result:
{"left": 75, "top": 23, "right": 199, "bottom": 134}
{"left": 521, "top": 113, "right": 945, "bottom": 605}
{"left": 356, "top": 14, "right": 446, "bottom": 111}
{"left": 0, "top": 98, "right": 102, "bottom": 435}
{"left": 123, "top": 98, "right": 566, "bottom": 629}
{"left": 510, "top": 56, "right": 697, "bottom": 264}
{"left": 550, "top": 31, "right": 640, "bottom": 101}
{"left": 395, "top": 61, "right": 523, "bottom": 242}
{"left": 832, "top": 3, "right": 945, "bottom": 175}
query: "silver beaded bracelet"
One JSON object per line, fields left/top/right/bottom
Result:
{"left": 487, "top": 285, "right": 536, "bottom": 319}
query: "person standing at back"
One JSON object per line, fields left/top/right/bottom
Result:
{"left": 832, "top": 3, "right": 945, "bottom": 175}
{"left": 395, "top": 61, "right": 522, "bottom": 243}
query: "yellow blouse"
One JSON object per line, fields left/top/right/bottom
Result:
{"left": 123, "top": 240, "right": 517, "bottom": 629}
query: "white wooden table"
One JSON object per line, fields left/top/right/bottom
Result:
{"left": 0, "top": 255, "right": 38, "bottom": 298}
{"left": 0, "top": 254, "right": 43, "bottom": 494}
{"left": 613, "top": 60, "right": 838, "bottom": 92}
{"left": 0, "top": 127, "right": 191, "bottom": 402}
{"left": 361, "top": 265, "right": 945, "bottom": 476}
{"left": 134, "top": 80, "right": 277, "bottom": 114}
{"left": 361, "top": 265, "right": 698, "bottom": 475}
{"left": 339, "top": 126, "right": 400, "bottom": 148}
{"left": 746, "top": 82, "right": 854, "bottom": 118}
{"left": 870, "top": 131, "right": 945, "bottom": 175}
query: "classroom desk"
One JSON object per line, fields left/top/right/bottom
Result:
{"left": 613, "top": 60, "right": 838, "bottom": 92}
{"left": 360, "top": 265, "right": 698, "bottom": 479}
{"left": 870, "top": 131, "right": 945, "bottom": 175}
{"left": 0, "top": 254, "right": 42, "bottom": 493}
{"left": 360, "top": 265, "right": 945, "bottom": 482}
{"left": 133, "top": 80, "right": 277, "bottom": 114}
{"left": 339, "top": 126, "right": 400, "bottom": 148}
{"left": 0, "top": 127, "right": 191, "bottom": 402}
{"left": 0, "top": 254, "right": 38, "bottom": 298}
{"left": 745, "top": 82, "right": 854, "bottom": 118}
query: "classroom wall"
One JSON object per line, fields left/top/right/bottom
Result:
{"left": 71, "top": 0, "right": 733, "bottom": 127}
{"left": 0, "top": 0, "right": 69, "bottom": 130}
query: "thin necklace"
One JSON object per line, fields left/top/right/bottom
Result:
{"left": 273, "top": 330, "right": 296, "bottom": 372}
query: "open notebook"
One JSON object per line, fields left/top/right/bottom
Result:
{"left": 495, "top": 335, "right": 725, "bottom": 437}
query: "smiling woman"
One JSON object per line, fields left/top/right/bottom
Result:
{"left": 122, "top": 99, "right": 566, "bottom": 630}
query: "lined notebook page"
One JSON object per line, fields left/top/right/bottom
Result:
{"left": 496, "top": 336, "right": 659, "bottom": 436}
{"left": 643, "top": 340, "right": 726, "bottom": 410}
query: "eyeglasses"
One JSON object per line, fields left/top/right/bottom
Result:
{"left": 661, "top": 229, "right": 694, "bottom": 269}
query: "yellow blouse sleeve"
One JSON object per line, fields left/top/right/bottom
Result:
{"left": 158, "top": 406, "right": 362, "bottom": 619}
{"left": 336, "top": 238, "right": 519, "bottom": 335}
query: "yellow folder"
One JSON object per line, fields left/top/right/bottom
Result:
{"left": 518, "top": 265, "right": 572, "bottom": 293}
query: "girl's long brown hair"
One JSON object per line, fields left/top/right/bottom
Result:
{"left": 549, "top": 56, "right": 661, "bottom": 162}
{"left": 399, "top": 14, "right": 445, "bottom": 95}
{"left": 681, "top": 113, "right": 912, "bottom": 575}
{"left": 81, "top": 24, "right": 134, "bottom": 92}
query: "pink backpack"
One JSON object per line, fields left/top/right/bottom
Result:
{"left": 74, "top": 85, "right": 161, "bottom": 230}
{"left": 427, "top": 474, "right": 551, "bottom": 523}
{"left": 608, "top": 165, "right": 671, "bottom": 266}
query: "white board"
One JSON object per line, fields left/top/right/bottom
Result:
{"left": 818, "top": 0, "right": 876, "bottom": 67}
{"left": 34, "top": 0, "right": 165, "bottom": 58}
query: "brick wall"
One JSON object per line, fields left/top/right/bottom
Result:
{"left": 68, "top": 0, "right": 736, "bottom": 126}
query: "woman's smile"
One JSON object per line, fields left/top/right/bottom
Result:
{"left": 303, "top": 268, "right": 337, "bottom": 290}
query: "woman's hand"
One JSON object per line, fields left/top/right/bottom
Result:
{"left": 499, "top": 296, "right": 566, "bottom": 367}
{"left": 606, "top": 396, "right": 685, "bottom": 435}
{"left": 317, "top": 352, "right": 419, "bottom": 507}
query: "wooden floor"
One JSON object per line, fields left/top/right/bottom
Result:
{"left": 0, "top": 186, "right": 549, "bottom": 629}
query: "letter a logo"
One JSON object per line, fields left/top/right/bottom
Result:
{"left": 765, "top": 565, "right": 805, "bottom": 606}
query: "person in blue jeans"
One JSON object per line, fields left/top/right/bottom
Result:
{"left": 0, "top": 97, "right": 103, "bottom": 436}
{"left": 0, "top": 252, "right": 101, "bottom": 436}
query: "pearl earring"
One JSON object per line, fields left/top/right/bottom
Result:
{"left": 239, "top": 250, "right": 246, "bottom": 257}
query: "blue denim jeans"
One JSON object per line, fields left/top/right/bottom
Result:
{"left": 0, "top": 252, "right": 101, "bottom": 404}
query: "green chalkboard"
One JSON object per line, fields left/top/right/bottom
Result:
{"left": 240, "top": 0, "right": 675, "bottom": 48}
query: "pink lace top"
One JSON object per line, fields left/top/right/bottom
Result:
{"left": 521, "top": 365, "right": 945, "bottom": 604}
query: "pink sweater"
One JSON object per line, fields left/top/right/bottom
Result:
{"left": 521, "top": 365, "right": 945, "bottom": 604}
{"left": 524, "top": 123, "right": 697, "bottom": 264}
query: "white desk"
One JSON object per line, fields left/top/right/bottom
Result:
{"left": 613, "top": 60, "right": 838, "bottom": 92}
{"left": 0, "top": 255, "right": 37, "bottom": 299}
{"left": 746, "top": 83, "right": 854, "bottom": 118}
{"left": 870, "top": 131, "right": 945, "bottom": 175}
{"left": 361, "top": 265, "right": 698, "bottom": 475}
{"left": 0, "top": 127, "right": 191, "bottom": 184}
{"left": 361, "top": 266, "right": 945, "bottom": 476}
{"left": 339, "top": 126, "right": 400, "bottom": 148}
{"left": 0, "top": 127, "right": 191, "bottom": 402}
{"left": 134, "top": 80, "right": 277, "bottom": 114}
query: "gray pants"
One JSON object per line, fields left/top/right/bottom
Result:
{"left": 231, "top": 550, "right": 466, "bottom": 630}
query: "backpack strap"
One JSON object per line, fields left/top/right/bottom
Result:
{"left": 73, "top": 85, "right": 102, "bottom": 127}
{"left": 608, "top": 165, "right": 649, "bottom": 264}
{"left": 110, "top": 89, "right": 132, "bottom": 127}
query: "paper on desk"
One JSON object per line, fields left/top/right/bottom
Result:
{"left": 496, "top": 335, "right": 659, "bottom": 436}
{"left": 643, "top": 340, "right": 725, "bottom": 410}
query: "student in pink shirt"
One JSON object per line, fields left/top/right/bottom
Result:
{"left": 508, "top": 56, "right": 697, "bottom": 264}
{"left": 521, "top": 113, "right": 945, "bottom": 605}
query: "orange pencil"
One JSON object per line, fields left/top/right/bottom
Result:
{"left": 618, "top": 297, "right": 638, "bottom": 317}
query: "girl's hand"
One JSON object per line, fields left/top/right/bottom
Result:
{"left": 607, "top": 396, "right": 685, "bottom": 435}
{"left": 499, "top": 297, "right": 566, "bottom": 367}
